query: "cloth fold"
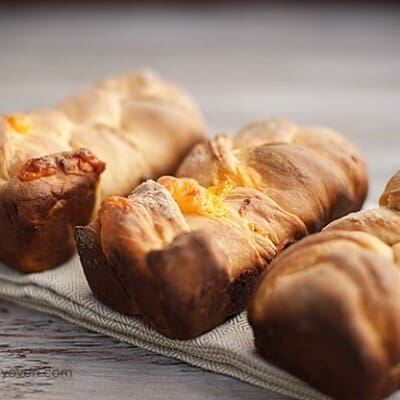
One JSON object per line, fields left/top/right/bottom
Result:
{"left": 0, "top": 254, "right": 398, "bottom": 400}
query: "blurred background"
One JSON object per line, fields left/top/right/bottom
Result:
{"left": 0, "top": 2, "right": 399, "bottom": 202}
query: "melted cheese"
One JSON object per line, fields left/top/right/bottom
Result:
{"left": 4, "top": 114, "right": 32, "bottom": 134}
{"left": 159, "top": 176, "right": 233, "bottom": 218}
{"left": 159, "top": 161, "right": 262, "bottom": 220}
{"left": 159, "top": 175, "right": 270, "bottom": 242}
{"left": 158, "top": 154, "right": 263, "bottom": 226}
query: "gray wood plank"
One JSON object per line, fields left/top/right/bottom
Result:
{"left": 0, "top": 3, "right": 399, "bottom": 399}
{"left": 0, "top": 300, "right": 290, "bottom": 400}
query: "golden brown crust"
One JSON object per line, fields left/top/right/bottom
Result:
{"left": 146, "top": 231, "right": 230, "bottom": 339}
{"left": 59, "top": 70, "right": 206, "bottom": 197}
{"left": 75, "top": 220, "right": 137, "bottom": 315}
{"left": 77, "top": 118, "right": 368, "bottom": 340}
{"left": 0, "top": 149, "right": 104, "bottom": 272}
{"left": 379, "top": 170, "right": 400, "bottom": 210}
{"left": 249, "top": 171, "right": 400, "bottom": 400}
{"left": 177, "top": 120, "right": 367, "bottom": 224}
{"left": 0, "top": 71, "right": 206, "bottom": 272}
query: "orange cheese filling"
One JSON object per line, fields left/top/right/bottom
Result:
{"left": 159, "top": 160, "right": 262, "bottom": 219}
{"left": 158, "top": 160, "right": 269, "bottom": 242}
{"left": 4, "top": 114, "right": 32, "bottom": 134}
{"left": 160, "top": 176, "right": 270, "bottom": 240}
{"left": 159, "top": 176, "right": 233, "bottom": 218}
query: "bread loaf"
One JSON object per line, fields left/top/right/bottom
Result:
{"left": 249, "top": 171, "right": 400, "bottom": 400}
{"left": 77, "top": 118, "right": 368, "bottom": 339}
{"left": 0, "top": 71, "right": 206, "bottom": 272}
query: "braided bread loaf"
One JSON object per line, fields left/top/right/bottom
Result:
{"left": 0, "top": 71, "right": 205, "bottom": 272}
{"left": 76, "top": 118, "right": 367, "bottom": 339}
{"left": 249, "top": 171, "right": 400, "bottom": 400}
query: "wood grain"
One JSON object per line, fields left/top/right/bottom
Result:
{"left": 0, "top": 301, "right": 290, "bottom": 400}
{"left": 0, "top": 3, "right": 399, "bottom": 399}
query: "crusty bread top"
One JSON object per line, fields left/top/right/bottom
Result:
{"left": 248, "top": 170, "right": 400, "bottom": 400}
{"left": 0, "top": 70, "right": 206, "bottom": 198}
{"left": 98, "top": 117, "right": 368, "bottom": 280}
{"left": 77, "top": 117, "right": 368, "bottom": 339}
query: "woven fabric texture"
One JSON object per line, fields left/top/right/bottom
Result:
{"left": 1, "top": 241, "right": 399, "bottom": 400}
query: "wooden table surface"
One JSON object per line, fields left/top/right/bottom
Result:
{"left": 0, "top": 4, "right": 399, "bottom": 400}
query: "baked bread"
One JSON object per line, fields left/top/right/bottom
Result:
{"left": 0, "top": 71, "right": 206, "bottom": 272}
{"left": 249, "top": 171, "right": 400, "bottom": 400}
{"left": 76, "top": 118, "right": 368, "bottom": 339}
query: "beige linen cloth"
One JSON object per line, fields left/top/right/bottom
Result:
{"left": 0, "top": 253, "right": 399, "bottom": 400}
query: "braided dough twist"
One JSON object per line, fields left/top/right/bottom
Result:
{"left": 0, "top": 71, "right": 205, "bottom": 272}
{"left": 249, "top": 171, "right": 400, "bottom": 400}
{"left": 76, "top": 118, "right": 367, "bottom": 339}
